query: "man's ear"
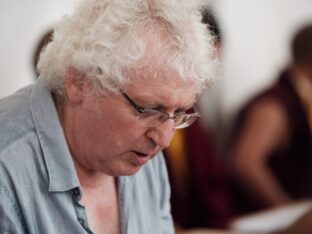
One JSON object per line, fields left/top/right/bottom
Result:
{"left": 64, "top": 66, "right": 86, "bottom": 104}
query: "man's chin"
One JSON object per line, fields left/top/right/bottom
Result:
{"left": 113, "top": 164, "right": 143, "bottom": 177}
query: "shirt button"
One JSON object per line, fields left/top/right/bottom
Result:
{"left": 72, "top": 188, "right": 81, "bottom": 201}
{"left": 78, "top": 218, "right": 84, "bottom": 226}
{"left": 73, "top": 188, "right": 80, "bottom": 196}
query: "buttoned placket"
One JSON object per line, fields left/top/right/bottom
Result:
{"left": 72, "top": 187, "right": 94, "bottom": 234}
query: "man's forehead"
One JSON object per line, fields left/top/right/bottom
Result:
{"left": 122, "top": 77, "right": 196, "bottom": 109}
{"left": 125, "top": 64, "right": 194, "bottom": 87}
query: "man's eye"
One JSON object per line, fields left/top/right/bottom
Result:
{"left": 151, "top": 105, "right": 162, "bottom": 111}
{"left": 184, "top": 107, "right": 196, "bottom": 114}
{"left": 138, "top": 103, "right": 159, "bottom": 110}
{"left": 174, "top": 110, "right": 185, "bottom": 116}
{"left": 143, "top": 108, "right": 160, "bottom": 114}
{"left": 174, "top": 107, "right": 195, "bottom": 115}
{"left": 173, "top": 107, "right": 184, "bottom": 113}
{"left": 158, "top": 114, "right": 168, "bottom": 121}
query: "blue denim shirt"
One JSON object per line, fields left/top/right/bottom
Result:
{"left": 0, "top": 79, "right": 174, "bottom": 234}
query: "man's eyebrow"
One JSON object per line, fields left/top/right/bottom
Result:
{"left": 129, "top": 93, "right": 162, "bottom": 108}
{"left": 176, "top": 103, "right": 196, "bottom": 112}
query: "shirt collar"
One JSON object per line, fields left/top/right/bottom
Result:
{"left": 30, "top": 78, "right": 80, "bottom": 192}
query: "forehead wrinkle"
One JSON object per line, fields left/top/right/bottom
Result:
{"left": 125, "top": 82, "right": 196, "bottom": 111}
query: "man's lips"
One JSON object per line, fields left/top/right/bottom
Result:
{"left": 133, "top": 149, "right": 159, "bottom": 158}
{"left": 133, "top": 147, "right": 160, "bottom": 157}
{"left": 128, "top": 151, "right": 151, "bottom": 166}
{"left": 134, "top": 151, "right": 149, "bottom": 158}
{"left": 129, "top": 146, "right": 161, "bottom": 166}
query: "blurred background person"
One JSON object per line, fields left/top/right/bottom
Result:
{"left": 33, "top": 29, "right": 53, "bottom": 77}
{"left": 164, "top": 7, "right": 235, "bottom": 231}
{"left": 228, "top": 23, "right": 312, "bottom": 214}
{"left": 198, "top": 7, "right": 225, "bottom": 150}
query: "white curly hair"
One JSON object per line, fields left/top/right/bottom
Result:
{"left": 37, "top": 0, "right": 217, "bottom": 97}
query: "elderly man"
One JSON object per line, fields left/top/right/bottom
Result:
{"left": 0, "top": 0, "right": 216, "bottom": 233}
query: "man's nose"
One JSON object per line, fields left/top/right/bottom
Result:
{"left": 146, "top": 120, "right": 176, "bottom": 149}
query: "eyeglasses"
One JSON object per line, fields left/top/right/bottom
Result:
{"left": 121, "top": 90, "right": 200, "bottom": 129}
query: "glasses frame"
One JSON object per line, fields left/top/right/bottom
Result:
{"left": 120, "top": 90, "right": 200, "bottom": 129}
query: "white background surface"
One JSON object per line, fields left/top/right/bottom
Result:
{"left": 1, "top": 0, "right": 312, "bottom": 124}
{"left": 0, "top": 0, "right": 75, "bottom": 98}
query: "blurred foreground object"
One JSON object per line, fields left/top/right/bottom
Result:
{"left": 231, "top": 200, "right": 312, "bottom": 234}
{"left": 276, "top": 203, "right": 312, "bottom": 234}
{"left": 177, "top": 228, "right": 235, "bottom": 234}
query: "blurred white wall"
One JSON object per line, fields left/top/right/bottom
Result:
{"left": 213, "top": 0, "right": 312, "bottom": 122}
{"left": 0, "top": 0, "right": 75, "bottom": 98}
{"left": 1, "top": 0, "right": 312, "bottom": 126}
